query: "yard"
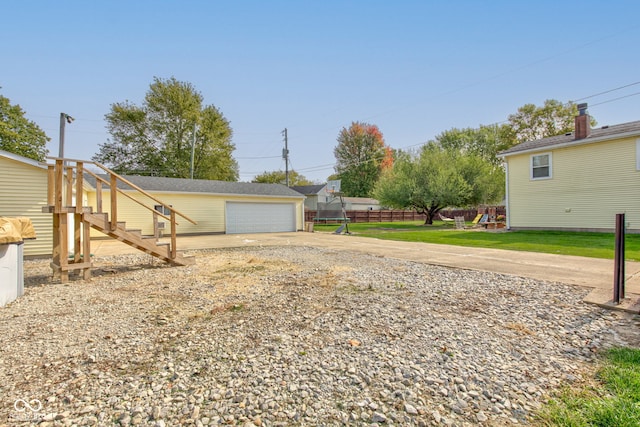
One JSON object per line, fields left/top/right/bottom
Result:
{"left": 313, "top": 221, "right": 640, "bottom": 261}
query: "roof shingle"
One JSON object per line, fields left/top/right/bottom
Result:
{"left": 499, "top": 120, "right": 640, "bottom": 156}
{"left": 85, "top": 175, "right": 304, "bottom": 198}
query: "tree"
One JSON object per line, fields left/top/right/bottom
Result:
{"left": 333, "top": 122, "right": 391, "bottom": 197}
{"left": 94, "top": 77, "right": 238, "bottom": 180}
{"left": 506, "top": 99, "right": 597, "bottom": 144}
{"left": 252, "top": 170, "right": 312, "bottom": 186}
{"left": 0, "top": 93, "right": 49, "bottom": 161}
{"left": 374, "top": 144, "right": 503, "bottom": 224}
{"left": 434, "top": 124, "right": 514, "bottom": 166}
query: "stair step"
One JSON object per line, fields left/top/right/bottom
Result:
{"left": 83, "top": 211, "right": 194, "bottom": 267}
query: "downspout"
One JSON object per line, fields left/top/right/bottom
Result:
{"left": 504, "top": 160, "right": 510, "bottom": 230}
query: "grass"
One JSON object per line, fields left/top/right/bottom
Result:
{"left": 537, "top": 347, "right": 640, "bottom": 426}
{"left": 313, "top": 221, "right": 640, "bottom": 261}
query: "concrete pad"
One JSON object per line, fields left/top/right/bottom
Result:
{"left": 89, "top": 231, "right": 640, "bottom": 313}
{"left": 584, "top": 288, "right": 640, "bottom": 313}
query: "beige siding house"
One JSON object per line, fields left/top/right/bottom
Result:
{"left": 499, "top": 105, "right": 640, "bottom": 232}
{"left": 291, "top": 184, "right": 330, "bottom": 211}
{"left": 0, "top": 150, "right": 52, "bottom": 257}
{"left": 85, "top": 175, "right": 305, "bottom": 237}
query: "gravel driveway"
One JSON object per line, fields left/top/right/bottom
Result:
{"left": 1, "top": 246, "right": 638, "bottom": 426}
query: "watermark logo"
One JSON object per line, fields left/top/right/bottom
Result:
{"left": 10, "top": 398, "right": 44, "bottom": 423}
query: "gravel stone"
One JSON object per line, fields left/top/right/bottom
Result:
{"left": 1, "top": 246, "right": 638, "bottom": 426}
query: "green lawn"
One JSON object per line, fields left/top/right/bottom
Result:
{"left": 313, "top": 221, "right": 640, "bottom": 261}
{"left": 537, "top": 347, "right": 640, "bottom": 426}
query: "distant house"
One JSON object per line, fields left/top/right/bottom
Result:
{"left": 499, "top": 104, "right": 640, "bottom": 232}
{"left": 0, "top": 150, "right": 52, "bottom": 257}
{"left": 338, "top": 197, "right": 381, "bottom": 211}
{"left": 290, "top": 184, "right": 382, "bottom": 212}
{"left": 290, "top": 184, "right": 331, "bottom": 210}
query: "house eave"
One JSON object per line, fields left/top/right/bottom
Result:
{"left": 115, "top": 189, "right": 304, "bottom": 200}
{"left": 498, "top": 129, "right": 640, "bottom": 159}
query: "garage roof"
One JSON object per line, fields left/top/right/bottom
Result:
{"left": 86, "top": 174, "right": 304, "bottom": 198}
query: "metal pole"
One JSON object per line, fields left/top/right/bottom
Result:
{"left": 613, "top": 213, "right": 625, "bottom": 304}
{"left": 283, "top": 128, "right": 289, "bottom": 186}
{"left": 58, "top": 112, "right": 66, "bottom": 158}
{"left": 190, "top": 123, "right": 197, "bottom": 179}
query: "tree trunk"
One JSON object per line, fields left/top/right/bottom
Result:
{"left": 424, "top": 206, "right": 442, "bottom": 225}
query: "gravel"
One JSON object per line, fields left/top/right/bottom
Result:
{"left": 1, "top": 245, "right": 638, "bottom": 426}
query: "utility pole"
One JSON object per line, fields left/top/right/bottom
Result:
{"left": 58, "top": 113, "right": 74, "bottom": 159}
{"left": 282, "top": 128, "right": 289, "bottom": 186}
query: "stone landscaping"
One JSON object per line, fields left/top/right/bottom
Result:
{"left": 1, "top": 246, "right": 637, "bottom": 426}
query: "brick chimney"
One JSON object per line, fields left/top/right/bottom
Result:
{"left": 575, "top": 103, "right": 591, "bottom": 140}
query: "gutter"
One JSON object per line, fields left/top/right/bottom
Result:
{"left": 498, "top": 130, "right": 640, "bottom": 159}
{"left": 504, "top": 161, "right": 510, "bottom": 230}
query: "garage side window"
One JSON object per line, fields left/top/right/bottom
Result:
{"left": 531, "top": 153, "right": 551, "bottom": 180}
{"left": 154, "top": 204, "right": 172, "bottom": 215}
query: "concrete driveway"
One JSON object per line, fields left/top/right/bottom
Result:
{"left": 91, "top": 231, "right": 640, "bottom": 313}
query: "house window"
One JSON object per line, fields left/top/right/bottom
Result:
{"left": 154, "top": 204, "right": 172, "bottom": 215}
{"left": 531, "top": 153, "right": 551, "bottom": 180}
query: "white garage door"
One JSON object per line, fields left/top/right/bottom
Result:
{"left": 226, "top": 202, "right": 296, "bottom": 234}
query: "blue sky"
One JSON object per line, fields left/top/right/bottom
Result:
{"left": 2, "top": 1, "right": 639, "bottom": 182}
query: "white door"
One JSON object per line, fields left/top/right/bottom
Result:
{"left": 226, "top": 202, "right": 296, "bottom": 234}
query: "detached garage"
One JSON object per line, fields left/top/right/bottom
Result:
{"left": 84, "top": 175, "right": 306, "bottom": 236}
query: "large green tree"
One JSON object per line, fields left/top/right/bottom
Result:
{"left": 505, "top": 99, "right": 597, "bottom": 144}
{"left": 434, "top": 124, "right": 514, "bottom": 166}
{"left": 333, "top": 122, "right": 391, "bottom": 197}
{"left": 0, "top": 93, "right": 49, "bottom": 161}
{"left": 252, "top": 170, "right": 312, "bottom": 186}
{"left": 94, "top": 77, "right": 238, "bottom": 180}
{"left": 374, "top": 144, "right": 503, "bottom": 224}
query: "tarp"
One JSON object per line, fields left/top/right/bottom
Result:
{"left": 0, "top": 217, "right": 36, "bottom": 244}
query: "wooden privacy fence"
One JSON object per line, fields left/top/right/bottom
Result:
{"left": 305, "top": 207, "right": 505, "bottom": 224}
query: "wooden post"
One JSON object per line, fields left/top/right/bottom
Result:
{"left": 170, "top": 210, "right": 177, "bottom": 259}
{"left": 65, "top": 166, "right": 73, "bottom": 207}
{"left": 82, "top": 219, "right": 91, "bottom": 280}
{"left": 54, "top": 160, "right": 63, "bottom": 213}
{"left": 110, "top": 174, "right": 118, "bottom": 231}
{"left": 47, "top": 165, "right": 54, "bottom": 207}
{"left": 52, "top": 212, "right": 61, "bottom": 279}
{"left": 59, "top": 211, "right": 69, "bottom": 283}
{"left": 96, "top": 181, "right": 103, "bottom": 213}
{"left": 75, "top": 162, "right": 84, "bottom": 214}
{"left": 74, "top": 213, "right": 82, "bottom": 264}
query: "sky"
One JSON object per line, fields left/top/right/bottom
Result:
{"left": 2, "top": 1, "right": 640, "bottom": 183}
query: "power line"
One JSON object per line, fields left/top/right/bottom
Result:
{"left": 573, "top": 81, "right": 640, "bottom": 102}
{"left": 589, "top": 91, "right": 640, "bottom": 107}
{"left": 236, "top": 155, "right": 281, "bottom": 160}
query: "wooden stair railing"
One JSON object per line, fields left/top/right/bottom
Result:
{"left": 44, "top": 157, "right": 197, "bottom": 282}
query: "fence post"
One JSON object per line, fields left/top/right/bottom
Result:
{"left": 613, "top": 213, "right": 625, "bottom": 304}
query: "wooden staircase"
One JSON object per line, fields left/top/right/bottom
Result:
{"left": 45, "top": 158, "right": 197, "bottom": 282}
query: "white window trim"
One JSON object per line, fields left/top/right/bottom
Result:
{"left": 530, "top": 152, "right": 552, "bottom": 180}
